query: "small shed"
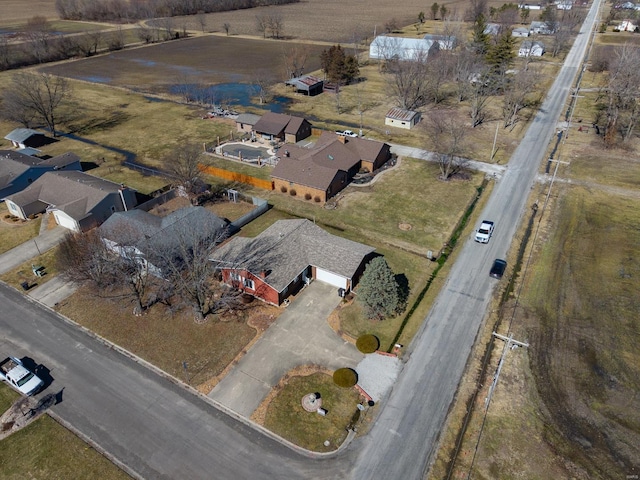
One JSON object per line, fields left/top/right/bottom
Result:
{"left": 519, "top": 40, "right": 545, "bottom": 57}
{"left": 385, "top": 108, "right": 421, "bottom": 130}
{"left": 512, "top": 27, "right": 530, "bottom": 37}
{"left": 285, "top": 75, "right": 324, "bottom": 96}
{"left": 4, "top": 129, "right": 49, "bottom": 149}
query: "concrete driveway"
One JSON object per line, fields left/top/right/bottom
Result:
{"left": 209, "top": 281, "right": 363, "bottom": 418}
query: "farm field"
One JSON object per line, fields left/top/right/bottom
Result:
{"left": 40, "top": 36, "right": 327, "bottom": 94}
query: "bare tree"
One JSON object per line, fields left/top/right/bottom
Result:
{"left": 253, "top": 70, "right": 276, "bottom": 105}
{"left": 164, "top": 143, "right": 205, "bottom": 199}
{"left": 196, "top": 11, "right": 208, "bottom": 33}
{"left": 269, "top": 13, "right": 284, "bottom": 39}
{"left": 57, "top": 227, "right": 161, "bottom": 316}
{"left": 151, "top": 221, "right": 232, "bottom": 323}
{"left": 223, "top": 22, "right": 231, "bottom": 36}
{"left": 77, "top": 30, "right": 103, "bottom": 56}
{"left": 281, "top": 44, "right": 310, "bottom": 79}
{"left": 468, "top": 68, "right": 495, "bottom": 127}
{"left": 256, "top": 14, "right": 268, "bottom": 38}
{"left": 452, "top": 46, "right": 485, "bottom": 102}
{"left": 502, "top": 67, "right": 541, "bottom": 128}
{"left": 425, "top": 109, "right": 470, "bottom": 180}
{"left": 57, "top": 230, "right": 116, "bottom": 289}
{"left": 24, "top": 16, "right": 52, "bottom": 63}
{"left": 136, "top": 25, "right": 154, "bottom": 44}
{"left": 2, "top": 72, "right": 70, "bottom": 136}
{"left": 603, "top": 43, "right": 640, "bottom": 146}
{"left": 385, "top": 49, "right": 431, "bottom": 110}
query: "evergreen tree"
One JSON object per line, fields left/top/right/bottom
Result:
{"left": 320, "top": 45, "right": 360, "bottom": 85}
{"left": 471, "top": 13, "right": 491, "bottom": 56}
{"left": 357, "top": 257, "right": 402, "bottom": 320}
{"left": 486, "top": 30, "right": 516, "bottom": 76}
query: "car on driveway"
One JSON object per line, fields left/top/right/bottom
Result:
{"left": 475, "top": 220, "right": 495, "bottom": 243}
{"left": 489, "top": 259, "right": 507, "bottom": 279}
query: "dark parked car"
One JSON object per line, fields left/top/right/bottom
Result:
{"left": 489, "top": 259, "right": 507, "bottom": 279}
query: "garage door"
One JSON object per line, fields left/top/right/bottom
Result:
{"left": 53, "top": 211, "right": 79, "bottom": 231}
{"left": 315, "top": 268, "right": 347, "bottom": 289}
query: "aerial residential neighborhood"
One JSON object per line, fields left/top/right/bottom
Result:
{"left": 0, "top": 0, "right": 638, "bottom": 479}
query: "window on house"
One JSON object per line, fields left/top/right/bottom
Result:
{"left": 230, "top": 272, "right": 241, "bottom": 282}
{"left": 243, "top": 278, "right": 255, "bottom": 290}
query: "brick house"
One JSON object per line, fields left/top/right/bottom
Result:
{"left": 271, "top": 132, "right": 391, "bottom": 202}
{"left": 211, "top": 219, "right": 376, "bottom": 306}
{"left": 252, "top": 112, "right": 312, "bottom": 143}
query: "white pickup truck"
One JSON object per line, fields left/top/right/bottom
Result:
{"left": 0, "top": 356, "right": 44, "bottom": 396}
{"left": 335, "top": 129, "right": 358, "bottom": 137}
{"left": 475, "top": 220, "right": 495, "bottom": 243}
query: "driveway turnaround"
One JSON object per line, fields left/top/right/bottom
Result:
{"left": 209, "top": 281, "right": 363, "bottom": 418}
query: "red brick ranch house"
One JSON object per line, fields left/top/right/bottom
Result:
{"left": 211, "top": 219, "right": 377, "bottom": 306}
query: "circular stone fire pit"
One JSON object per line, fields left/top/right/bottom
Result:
{"left": 399, "top": 223, "right": 412, "bottom": 231}
{"left": 301, "top": 393, "right": 322, "bottom": 412}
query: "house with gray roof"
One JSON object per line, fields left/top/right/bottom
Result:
{"left": 211, "top": 219, "right": 377, "bottom": 305}
{"left": 0, "top": 150, "right": 82, "bottom": 200}
{"left": 271, "top": 131, "right": 390, "bottom": 202}
{"left": 252, "top": 112, "right": 312, "bottom": 143}
{"left": 100, "top": 206, "right": 228, "bottom": 277}
{"left": 5, "top": 170, "right": 137, "bottom": 231}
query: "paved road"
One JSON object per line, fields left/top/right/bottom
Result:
{"left": 0, "top": 1, "right": 601, "bottom": 477}
{"left": 349, "top": 1, "right": 602, "bottom": 478}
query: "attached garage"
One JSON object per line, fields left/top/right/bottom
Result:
{"left": 314, "top": 267, "right": 348, "bottom": 289}
{"left": 53, "top": 210, "right": 79, "bottom": 232}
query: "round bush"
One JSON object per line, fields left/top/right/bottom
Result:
{"left": 333, "top": 368, "right": 358, "bottom": 388}
{"left": 356, "top": 334, "right": 380, "bottom": 354}
{"left": 314, "top": 196, "right": 321, "bottom": 203}
{"left": 304, "top": 193, "right": 312, "bottom": 200}
{"left": 289, "top": 189, "right": 297, "bottom": 196}
{"left": 280, "top": 185, "right": 287, "bottom": 193}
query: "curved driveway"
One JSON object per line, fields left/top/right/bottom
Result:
{"left": 0, "top": 1, "right": 601, "bottom": 478}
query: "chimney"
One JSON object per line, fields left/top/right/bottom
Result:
{"left": 259, "top": 270, "right": 267, "bottom": 279}
{"left": 338, "top": 135, "right": 346, "bottom": 144}
{"left": 118, "top": 185, "right": 129, "bottom": 211}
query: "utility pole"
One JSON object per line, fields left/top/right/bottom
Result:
{"left": 541, "top": 159, "right": 570, "bottom": 216}
{"left": 484, "top": 332, "right": 530, "bottom": 410}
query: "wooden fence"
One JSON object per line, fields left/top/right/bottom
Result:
{"left": 199, "top": 165, "right": 274, "bottom": 190}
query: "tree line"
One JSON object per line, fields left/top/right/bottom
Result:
{"left": 55, "top": 0, "right": 298, "bottom": 22}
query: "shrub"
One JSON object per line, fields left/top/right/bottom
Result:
{"left": 4, "top": 214, "right": 10, "bottom": 219}
{"left": 333, "top": 368, "right": 358, "bottom": 388}
{"left": 289, "top": 189, "right": 297, "bottom": 196}
{"left": 280, "top": 185, "right": 288, "bottom": 193}
{"left": 314, "top": 196, "right": 321, "bottom": 202}
{"left": 304, "top": 193, "right": 312, "bottom": 200}
{"left": 356, "top": 334, "right": 380, "bottom": 354}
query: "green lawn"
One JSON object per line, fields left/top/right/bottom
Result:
{"left": 263, "top": 372, "right": 362, "bottom": 452}
{"left": 0, "top": 385, "right": 131, "bottom": 480}
{"left": 0, "top": 204, "right": 42, "bottom": 255}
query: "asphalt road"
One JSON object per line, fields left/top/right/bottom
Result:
{"left": 0, "top": 2, "right": 601, "bottom": 478}
{"left": 348, "top": 1, "right": 602, "bottom": 477}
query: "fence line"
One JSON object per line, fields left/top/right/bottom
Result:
{"left": 198, "top": 165, "right": 274, "bottom": 190}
